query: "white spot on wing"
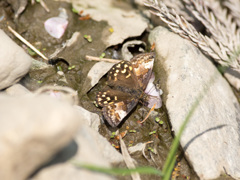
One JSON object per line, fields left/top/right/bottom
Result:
{"left": 144, "top": 59, "right": 154, "bottom": 69}
{"left": 117, "top": 110, "right": 127, "bottom": 119}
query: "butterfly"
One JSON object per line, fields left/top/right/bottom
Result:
{"left": 96, "top": 53, "right": 155, "bottom": 127}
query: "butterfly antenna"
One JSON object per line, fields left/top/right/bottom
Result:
{"left": 139, "top": 103, "right": 156, "bottom": 124}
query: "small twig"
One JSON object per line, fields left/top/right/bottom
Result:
{"left": 85, "top": 55, "right": 121, "bottom": 63}
{"left": 140, "top": 103, "right": 156, "bottom": 124}
{"left": 39, "top": 0, "right": 50, "bottom": 12}
{"left": 142, "top": 141, "right": 154, "bottom": 160}
{"left": 8, "top": 26, "right": 48, "bottom": 61}
{"left": 145, "top": 141, "right": 154, "bottom": 145}
{"left": 120, "top": 136, "right": 141, "bottom": 180}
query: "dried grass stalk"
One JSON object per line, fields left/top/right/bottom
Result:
{"left": 144, "top": 0, "right": 240, "bottom": 71}
{"left": 184, "top": 0, "right": 240, "bottom": 70}
{"left": 162, "top": 0, "right": 195, "bottom": 22}
{"left": 224, "top": 0, "right": 240, "bottom": 27}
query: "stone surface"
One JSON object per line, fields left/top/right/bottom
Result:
{"left": 34, "top": 85, "right": 78, "bottom": 105}
{"left": 72, "top": 0, "right": 148, "bottom": 47}
{"left": 0, "top": 95, "right": 81, "bottom": 180}
{"left": 32, "top": 120, "right": 123, "bottom": 180}
{"left": 224, "top": 68, "right": 240, "bottom": 90}
{"left": 7, "top": 0, "right": 28, "bottom": 19}
{"left": 0, "top": 29, "right": 32, "bottom": 90}
{"left": 84, "top": 61, "right": 115, "bottom": 93}
{"left": 3, "top": 83, "right": 31, "bottom": 96}
{"left": 149, "top": 26, "right": 240, "bottom": 180}
{"left": 74, "top": 105, "right": 101, "bottom": 131}
{"left": 33, "top": 164, "right": 115, "bottom": 180}
{"left": 121, "top": 40, "right": 146, "bottom": 60}
{"left": 31, "top": 59, "right": 50, "bottom": 71}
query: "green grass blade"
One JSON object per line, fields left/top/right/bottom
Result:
{"left": 72, "top": 162, "right": 163, "bottom": 176}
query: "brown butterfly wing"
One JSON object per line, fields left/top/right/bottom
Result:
{"left": 96, "top": 88, "right": 138, "bottom": 127}
{"left": 130, "top": 53, "right": 155, "bottom": 90}
{"left": 106, "top": 60, "right": 139, "bottom": 89}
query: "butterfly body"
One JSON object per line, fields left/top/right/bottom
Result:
{"left": 109, "top": 85, "right": 142, "bottom": 98}
{"left": 96, "top": 53, "right": 155, "bottom": 127}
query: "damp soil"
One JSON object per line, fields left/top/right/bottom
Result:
{"left": 1, "top": 1, "right": 237, "bottom": 180}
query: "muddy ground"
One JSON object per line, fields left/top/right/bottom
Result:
{"left": 1, "top": 1, "right": 238, "bottom": 180}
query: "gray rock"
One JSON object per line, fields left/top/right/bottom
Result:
{"left": 72, "top": 0, "right": 148, "bottom": 47}
{"left": 121, "top": 40, "right": 146, "bottom": 61}
{"left": 224, "top": 68, "right": 240, "bottom": 90}
{"left": 0, "top": 30, "right": 32, "bottom": 90}
{"left": 33, "top": 164, "right": 115, "bottom": 180}
{"left": 149, "top": 26, "right": 240, "bottom": 179}
{"left": 83, "top": 61, "right": 115, "bottom": 93}
{"left": 4, "top": 83, "right": 31, "bottom": 96}
{"left": 7, "top": 0, "right": 28, "bottom": 19}
{"left": 74, "top": 105, "right": 101, "bottom": 131}
{"left": 0, "top": 95, "right": 81, "bottom": 180}
{"left": 32, "top": 120, "right": 123, "bottom": 180}
{"left": 31, "top": 59, "right": 50, "bottom": 71}
{"left": 34, "top": 85, "right": 78, "bottom": 105}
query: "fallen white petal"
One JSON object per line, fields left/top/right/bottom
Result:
{"left": 44, "top": 17, "right": 68, "bottom": 39}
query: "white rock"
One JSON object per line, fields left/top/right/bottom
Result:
{"left": 121, "top": 40, "right": 146, "bottom": 60}
{"left": 224, "top": 68, "right": 240, "bottom": 90}
{"left": 72, "top": 0, "right": 148, "bottom": 47}
{"left": 32, "top": 122, "right": 123, "bottom": 180}
{"left": 149, "top": 26, "right": 240, "bottom": 180}
{"left": 128, "top": 143, "right": 145, "bottom": 154}
{"left": 74, "top": 105, "right": 101, "bottom": 131}
{"left": 75, "top": 124, "right": 123, "bottom": 165}
{"left": 31, "top": 59, "right": 50, "bottom": 70}
{"left": 84, "top": 61, "right": 115, "bottom": 92}
{"left": 34, "top": 85, "right": 78, "bottom": 105}
{"left": 4, "top": 83, "right": 31, "bottom": 96}
{"left": 0, "top": 95, "right": 81, "bottom": 180}
{"left": 0, "top": 30, "right": 32, "bottom": 90}
{"left": 33, "top": 164, "right": 115, "bottom": 180}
